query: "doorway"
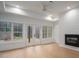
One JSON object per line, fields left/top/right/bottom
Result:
{"left": 26, "top": 25, "right": 41, "bottom": 46}
{"left": 27, "top": 25, "right": 32, "bottom": 43}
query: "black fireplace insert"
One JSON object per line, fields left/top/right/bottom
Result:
{"left": 65, "top": 34, "right": 79, "bottom": 47}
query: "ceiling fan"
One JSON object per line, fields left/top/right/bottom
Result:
{"left": 42, "top": 1, "right": 54, "bottom": 11}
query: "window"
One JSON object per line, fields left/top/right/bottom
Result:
{"left": 0, "top": 22, "right": 11, "bottom": 32}
{"left": 42, "top": 26, "right": 47, "bottom": 38}
{"left": 42, "top": 26, "right": 52, "bottom": 38}
{"left": 47, "top": 26, "right": 52, "bottom": 38}
{"left": 0, "top": 21, "right": 11, "bottom": 41}
{"left": 34, "top": 26, "right": 40, "bottom": 38}
{"left": 13, "top": 23, "right": 23, "bottom": 39}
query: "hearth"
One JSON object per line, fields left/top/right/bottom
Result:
{"left": 65, "top": 34, "right": 79, "bottom": 47}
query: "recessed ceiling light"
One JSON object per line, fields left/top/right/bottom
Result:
{"left": 67, "top": 6, "right": 71, "bottom": 10}
{"left": 45, "top": 16, "right": 52, "bottom": 21}
{"left": 15, "top": 5, "right": 20, "bottom": 8}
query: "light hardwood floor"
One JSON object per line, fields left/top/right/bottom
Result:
{"left": 0, "top": 43, "right": 79, "bottom": 58}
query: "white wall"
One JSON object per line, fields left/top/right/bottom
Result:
{"left": 54, "top": 8, "right": 79, "bottom": 51}
{"left": 53, "top": 22, "right": 60, "bottom": 43}
{"left": 0, "top": 12, "right": 54, "bottom": 51}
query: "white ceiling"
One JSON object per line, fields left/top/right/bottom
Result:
{"left": 0, "top": 1, "right": 79, "bottom": 21}
{"left": 4, "top": 1, "right": 79, "bottom": 16}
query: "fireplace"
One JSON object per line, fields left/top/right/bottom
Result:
{"left": 65, "top": 34, "right": 79, "bottom": 47}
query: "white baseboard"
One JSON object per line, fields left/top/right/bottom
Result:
{"left": 59, "top": 43, "right": 79, "bottom": 52}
